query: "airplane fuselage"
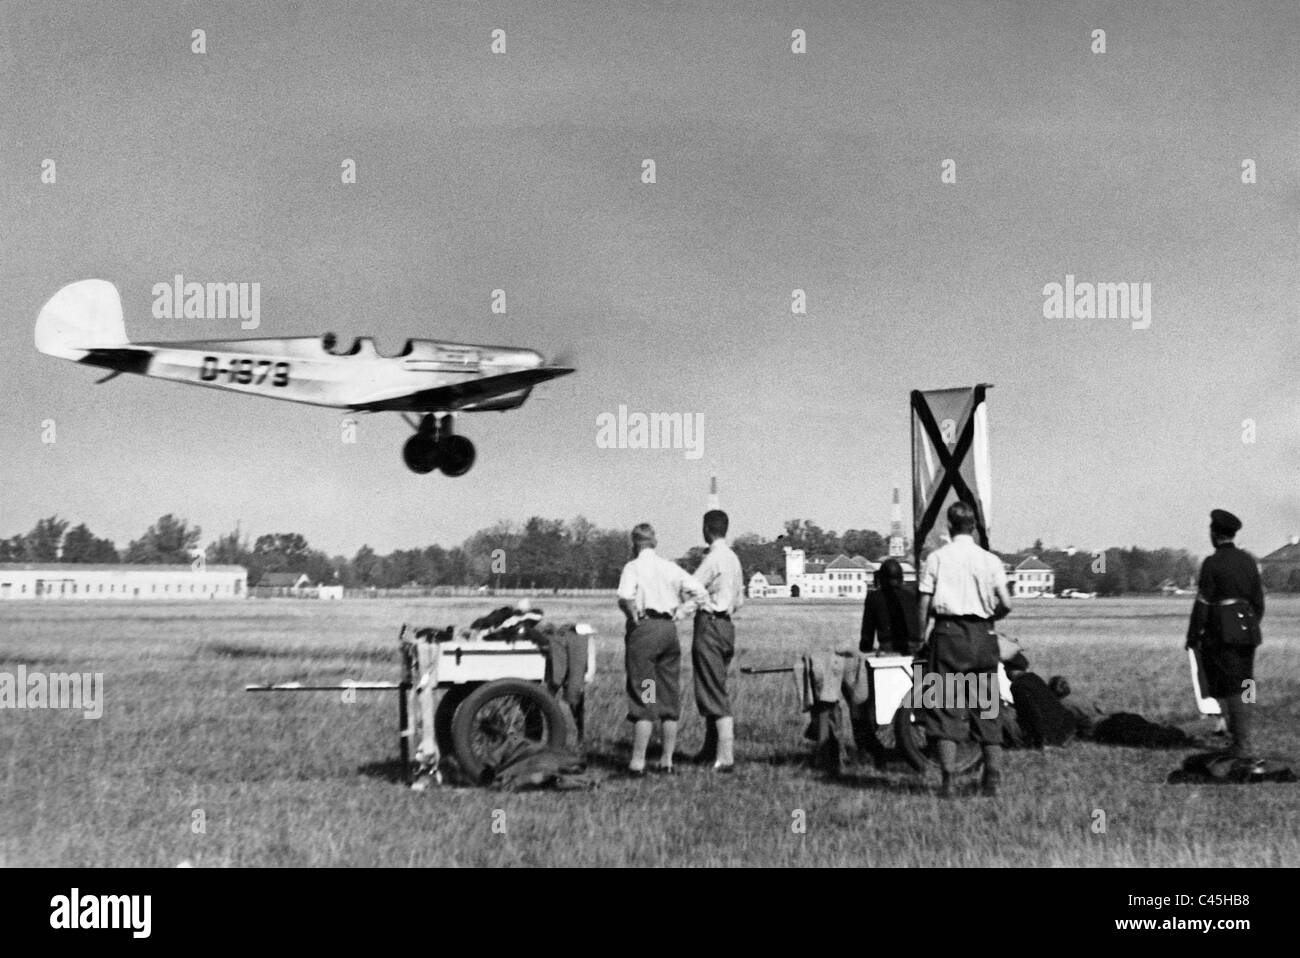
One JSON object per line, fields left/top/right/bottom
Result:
{"left": 109, "top": 335, "right": 548, "bottom": 412}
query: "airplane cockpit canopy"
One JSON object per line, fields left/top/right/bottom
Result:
{"left": 370, "top": 338, "right": 417, "bottom": 358}
{"left": 323, "top": 333, "right": 365, "bottom": 356}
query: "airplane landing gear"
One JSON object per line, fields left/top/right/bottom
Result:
{"left": 402, "top": 433, "right": 440, "bottom": 474}
{"left": 437, "top": 434, "right": 476, "bottom": 477}
{"left": 401, "top": 414, "right": 476, "bottom": 476}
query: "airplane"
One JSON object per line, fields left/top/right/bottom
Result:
{"left": 34, "top": 279, "right": 574, "bottom": 476}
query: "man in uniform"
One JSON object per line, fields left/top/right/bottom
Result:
{"left": 617, "top": 523, "right": 709, "bottom": 775}
{"left": 1186, "top": 509, "right": 1265, "bottom": 761}
{"left": 690, "top": 509, "right": 745, "bottom": 772}
{"left": 917, "top": 501, "right": 1013, "bottom": 797}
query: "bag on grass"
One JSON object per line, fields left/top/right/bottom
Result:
{"left": 1166, "top": 751, "right": 1296, "bottom": 785}
{"left": 486, "top": 739, "right": 598, "bottom": 792}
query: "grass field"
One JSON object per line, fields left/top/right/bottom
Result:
{"left": 2, "top": 595, "right": 1297, "bottom": 867}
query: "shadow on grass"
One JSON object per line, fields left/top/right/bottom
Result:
{"left": 358, "top": 757, "right": 490, "bottom": 789}
{"left": 830, "top": 769, "right": 940, "bottom": 795}
{"left": 199, "top": 641, "right": 397, "bottom": 664}
{"left": 0, "top": 654, "right": 72, "bottom": 667}
{"left": 359, "top": 759, "right": 410, "bottom": 784}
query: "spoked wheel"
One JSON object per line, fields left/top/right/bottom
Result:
{"left": 450, "top": 679, "right": 567, "bottom": 784}
{"left": 892, "top": 706, "right": 983, "bottom": 774}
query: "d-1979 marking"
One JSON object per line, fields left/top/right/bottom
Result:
{"left": 200, "top": 356, "right": 290, "bottom": 387}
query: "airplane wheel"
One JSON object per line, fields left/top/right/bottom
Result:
{"left": 437, "top": 435, "right": 476, "bottom": 477}
{"left": 402, "top": 435, "right": 440, "bottom": 474}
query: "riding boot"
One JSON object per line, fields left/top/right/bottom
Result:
{"left": 1225, "top": 695, "right": 1254, "bottom": 760}
{"left": 936, "top": 739, "right": 957, "bottom": 797}
{"left": 572, "top": 696, "right": 586, "bottom": 748}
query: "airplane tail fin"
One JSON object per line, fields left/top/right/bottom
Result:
{"left": 35, "top": 279, "right": 129, "bottom": 360}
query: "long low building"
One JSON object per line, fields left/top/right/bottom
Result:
{"left": 0, "top": 563, "right": 247, "bottom": 600}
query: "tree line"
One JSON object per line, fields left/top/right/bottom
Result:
{"left": 5, "top": 513, "right": 1290, "bottom": 593}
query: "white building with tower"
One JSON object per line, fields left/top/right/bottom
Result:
{"left": 779, "top": 548, "right": 914, "bottom": 599}
{"left": 746, "top": 488, "right": 917, "bottom": 599}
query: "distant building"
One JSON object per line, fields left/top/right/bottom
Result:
{"left": 822, "top": 554, "right": 874, "bottom": 597}
{"left": 783, "top": 547, "right": 914, "bottom": 598}
{"left": 317, "top": 584, "right": 344, "bottom": 600}
{"left": 1260, "top": 536, "right": 1300, "bottom": 590}
{"left": 253, "top": 572, "right": 314, "bottom": 597}
{"left": 747, "top": 571, "right": 788, "bottom": 598}
{"left": 0, "top": 563, "right": 246, "bottom": 600}
{"left": 1007, "top": 556, "right": 1055, "bottom": 597}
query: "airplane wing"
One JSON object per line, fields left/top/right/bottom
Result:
{"left": 349, "top": 365, "right": 575, "bottom": 413}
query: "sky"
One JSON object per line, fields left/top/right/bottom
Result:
{"left": 2, "top": 0, "right": 1297, "bottom": 563}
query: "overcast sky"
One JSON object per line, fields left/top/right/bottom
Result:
{"left": 2, "top": 0, "right": 1296, "bottom": 562}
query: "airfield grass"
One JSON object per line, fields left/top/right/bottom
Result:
{"left": 1, "top": 596, "right": 1297, "bottom": 867}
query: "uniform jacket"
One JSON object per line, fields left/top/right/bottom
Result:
{"left": 1187, "top": 544, "right": 1264, "bottom": 648}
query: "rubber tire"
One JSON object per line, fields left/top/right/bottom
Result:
{"left": 403, "top": 434, "right": 439, "bottom": 474}
{"left": 450, "top": 679, "right": 568, "bottom": 784}
{"left": 893, "top": 706, "right": 983, "bottom": 774}
{"left": 438, "top": 434, "right": 476, "bottom": 477}
{"left": 433, "top": 684, "right": 472, "bottom": 759}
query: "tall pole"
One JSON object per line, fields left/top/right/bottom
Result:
{"left": 911, "top": 392, "right": 922, "bottom": 575}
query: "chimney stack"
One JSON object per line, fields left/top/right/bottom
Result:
{"left": 889, "top": 485, "right": 905, "bottom": 557}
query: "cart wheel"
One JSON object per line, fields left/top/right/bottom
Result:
{"left": 450, "top": 679, "right": 568, "bottom": 784}
{"left": 853, "top": 713, "right": 899, "bottom": 768}
{"left": 434, "top": 684, "right": 472, "bottom": 757}
{"left": 892, "top": 706, "right": 983, "bottom": 774}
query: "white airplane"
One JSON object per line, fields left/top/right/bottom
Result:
{"left": 35, "top": 279, "right": 574, "bottom": 476}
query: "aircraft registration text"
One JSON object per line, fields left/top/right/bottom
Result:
{"left": 200, "top": 356, "right": 290, "bottom": 387}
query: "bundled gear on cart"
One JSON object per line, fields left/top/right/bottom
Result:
{"left": 470, "top": 599, "right": 546, "bottom": 641}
